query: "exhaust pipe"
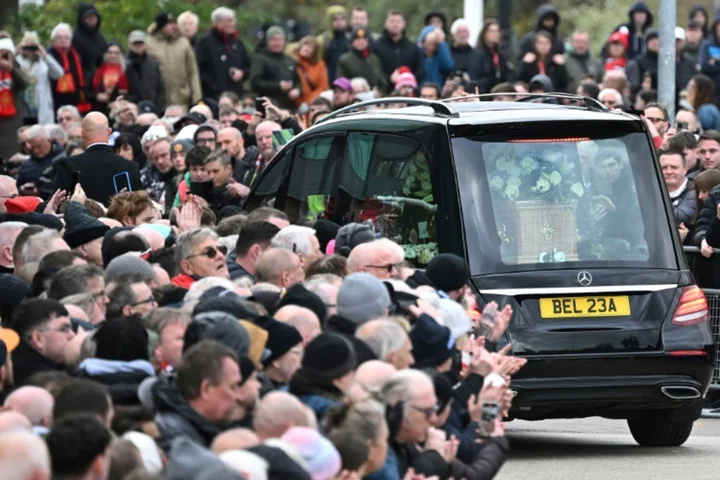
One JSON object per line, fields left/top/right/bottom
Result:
{"left": 660, "top": 386, "right": 701, "bottom": 400}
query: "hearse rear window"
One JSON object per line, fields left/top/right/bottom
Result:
{"left": 451, "top": 127, "right": 678, "bottom": 274}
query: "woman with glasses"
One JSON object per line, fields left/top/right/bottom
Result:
{"left": 171, "top": 228, "right": 230, "bottom": 288}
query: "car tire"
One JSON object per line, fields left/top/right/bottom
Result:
{"left": 627, "top": 411, "right": 694, "bottom": 447}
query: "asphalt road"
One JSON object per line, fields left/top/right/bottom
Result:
{"left": 497, "top": 417, "right": 720, "bottom": 480}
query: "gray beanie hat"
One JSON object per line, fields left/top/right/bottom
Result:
{"left": 337, "top": 272, "right": 391, "bottom": 324}
{"left": 105, "top": 253, "right": 157, "bottom": 283}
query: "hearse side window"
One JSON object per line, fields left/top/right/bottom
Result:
{"left": 343, "top": 132, "right": 438, "bottom": 266}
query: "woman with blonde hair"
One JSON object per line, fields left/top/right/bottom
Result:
{"left": 294, "top": 35, "right": 329, "bottom": 107}
{"left": 16, "top": 31, "right": 64, "bottom": 124}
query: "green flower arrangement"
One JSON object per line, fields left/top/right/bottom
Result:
{"left": 403, "top": 158, "right": 434, "bottom": 203}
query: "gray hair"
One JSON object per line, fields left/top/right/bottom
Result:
{"left": 25, "top": 125, "right": 49, "bottom": 141}
{"left": 206, "top": 149, "right": 232, "bottom": 167}
{"left": 325, "top": 400, "right": 386, "bottom": 444}
{"left": 43, "top": 124, "right": 67, "bottom": 144}
{"left": 50, "top": 23, "right": 73, "bottom": 41}
{"left": 21, "top": 230, "right": 62, "bottom": 265}
{"left": 56, "top": 105, "right": 80, "bottom": 121}
{"left": 211, "top": 7, "right": 235, "bottom": 24}
{"left": 47, "top": 265, "right": 104, "bottom": 301}
{"left": 183, "top": 276, "right": 236, "bottom": 305}
{"left": 61, "top": 293, "right": 96, "bottom": 316}
{"left": 380, "top": 369, "right": 432, "bottom": 414}
{"left": 144, "top": 307, "right": 191, "bottom": 333}
{"left": 271, "top": 225, "right": 316, "bottom": 257}
{"left": 304, "top": 274, "right": 342, "bottom": 304}
{"left": 174, "top": 227, "right": 218, "bottom": 266}
{"left": 0, "top": 221, "right": 28, "bottom": 248}
{"left": 598, "top": 88, "right": 623, "bottom": 104}
{"left": 355, "top": 320, "right": 407, "bottom": 361}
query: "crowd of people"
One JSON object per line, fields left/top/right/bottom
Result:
{"left": 1, "top": 1, "right": 720, "bottom": 479}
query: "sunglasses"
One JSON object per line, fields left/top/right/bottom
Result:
{"left": 367, "top": 263, "right": 399, "bottom": 273}
{"left": 186, "top": 245, "right": 227, "bottom": 260}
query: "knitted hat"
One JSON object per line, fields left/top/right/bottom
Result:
{"left": 395, "top": 72, "right": 418, "bottom": 89}
{"left": 5, "top": 196, "right": 42, "bottom": 214}
{"left": 266, "top": 25, "right": 286, "bottom": 40}
{"left": 0, "top": 274, "right": 31, "bottom": 323}
{"left": 277, "top": 284, "right": 327, "bottom": 322}
{"left": 409, "top": 314, "right": 455, "bottom": 368}
{"left": 171, "top": 138, "right": 194, "bottom": 155}
{"left": 238, "top": 355, "right": 256, "bottom": 386}
{"left": 186, "top": 311, "right": 251, "bottom": 358}
{"left": 154, "top": 12, "right": 174, "bottom": 34}
{"left": 105, "top": 253, "right": 157, "bottom": 283}
{"left": 302, "top": 333, "right": 356, "bottom": 380}
{"left": 94, "top": 317, "right": 150, "bottom": 361}
{"left": 645, "top": 29, "right": 659, "bottom": 42}
{"left": 438, "top": 298, "right": 471, "bottom": 340}
{"left": 0, "top": 38, "right": 15, "bottom": 55}
{"left": 334, "top": 223, "right": 375, "bottom": 257}
{"left": 425, "top": 253, "right": 470, "bottom": 293}
{"left": 281, "top": 427, "right": 342, "bottom": 480}
{"left": 254, "top": 316, "right": 303, "bottom": 367}
{"left": 351, "top": 26, "right": 369, "bottom": 42}
{"left": 63, "top": 202, "right": 110, "bottom": 249}
{"left": 337, "top": 273, "right": 391, "bottom": 324}
{"left": 312, "top": 219, "right": 340, "bottom": 254}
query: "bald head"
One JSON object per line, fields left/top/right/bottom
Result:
{"left": 218, "top": 127, "right": 242, "bottom": 140}
{"left": 211, "top": 428, "right": 260, "bottom": 454}
{"left": 0, "top": 429, "right": 51, "bottom": 480}
{"left": 82, "top": 112, "right": 111, "bottom": 146}
{"left": 253, "top": 391, "right": 310, "bottom": 440}
{"left": 274, "top": 305, "right": 321, "bottom": 345}
{"left": 355, "top": 360, "right": 397, "bottom": 394}
{"left": 255, "top": 248, "right": 303, "bottom": 287}
{"left": 0, "top": 411, "right": 32, "bottom": 432}
{"left": 3, "top": 387, "right": 54, "bottom": 428}
{"left": 0, "top": 175, "right": 17, "bottom": 214}
{"left": 347, "top": 240, "right": 403, "bottom": 279}
{"left": 217, "top": 127, "right": 244, "bottom": 158}
{"left": 256, "top": 121, "right": 282, "bottom": 136}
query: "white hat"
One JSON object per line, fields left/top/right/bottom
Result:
{"left": 176, "top": 124, "right": 199, "bottom": 141}
{"left": 122, "top": 431, "right": 163, "bottom": 473}
{"left": 0, "top": 38, "right": 16, "bottom": 55}
{"left": 675, "top": 27, "right": 686, "bottom": 41}
{"left": 438, "top": 298, "right": 472, "bottom": 339}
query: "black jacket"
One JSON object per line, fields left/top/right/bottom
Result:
{"left": 48, "top": 47, "right": 86, "bottom": 111}
{"left": 518, "top": 4, "right": 565, "bottom": 59}
{"left": 518, "top": 59, "right": 568, "bottom": 92}
{"left": 611, "top": 1, "right": 654, "bottom": 59}
{"left": 52, "top": 144, "right": 143, "bottom": 206}
{"left": 373, "top": 30, "right": 424, "bottom": 85}
{"left": 321, "top": 29, "right": 352, "bottom": 82}
{"left": 451, "top": 44, "right": 485, "bottom": 82}
{"left": 12, "top": 341, "right": 66, "bottom": 387}
{"left": 126, "top": 51, "right": 166, "bottom": 111}
{"left": 475, "top": 43, "right": 513, "bottom": 93}
{"left": 694, "top": 184, "right": 720, "bottom": 246}
{"left": 76, "top": 358, "right": 154, "bottom": 406}
{"left": 195, "top": 29, "right": 252, "bottom": 100}
{"left": 152, "top": 375, "right": 222, "bottom": 452}
{"left": 71, "top": 3, "right": 108, "bottom": 84}
{"left": 250, "top": 49, "right": 301, "bottom": 110}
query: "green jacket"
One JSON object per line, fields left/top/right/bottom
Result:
{"left": 250, "top": 49, "right": 301, "bottom": 110}
{"left": 337, "top": 49, "right": 388, "bottom": 94}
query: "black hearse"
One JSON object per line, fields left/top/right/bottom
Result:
{"left": 243, "top": 94, "right": 715, "bottom": 447}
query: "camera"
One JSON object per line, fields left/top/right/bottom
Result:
{"left": 677, "top": 121, "right": 689, "bottom": 131}
{"left": 24, "top": 44, "right": 39, "bottom": 52}
{"left": 481, "top": 402, "right": 501, "bottom": 422}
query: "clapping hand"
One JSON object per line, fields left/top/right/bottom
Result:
{"left": 173, "top": 195, "right": 202, "bottom": 232}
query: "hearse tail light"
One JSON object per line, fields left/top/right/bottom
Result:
{"left": 671, "top": 286, "right": 709, "bottom": 326}
{"left": 508, "top": 137, "right": 591, "bottom": 143}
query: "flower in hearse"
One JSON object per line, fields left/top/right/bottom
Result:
{"left": 570, "top": 182, "right": 585, "bottom": 197}
{"left": 505, "top": 184, "right": 520, "bottom": 200}
{"left": 548, "top": 171, "right": 562, "bottom": 186}
{"left": 520, "top": 156, "right": 538, "bottom": 172}
{"left": 533, "top": 176, "right": 551, "bottom": 194}
{"left": 490, "top": 176, "right": 504, "bottom": 191}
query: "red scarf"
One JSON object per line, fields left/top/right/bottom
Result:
{"left": 216, "top": 28, "right": 238, "bottom": 55}
{"left": 0, "top": 69, "right": 17, "bottom": 118}
{"left": 55, "top": 48, "right": 92, "bottom": 113}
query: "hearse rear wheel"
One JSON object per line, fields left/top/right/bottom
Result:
{"left": 627, "top": 410, "right": 694, "bottom": 447}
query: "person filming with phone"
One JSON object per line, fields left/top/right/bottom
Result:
{"left": 16, "top": 31, "right": 65, "bottom": 125}
{"left": 52, "top": 112, "right": 142, "bottom": 205}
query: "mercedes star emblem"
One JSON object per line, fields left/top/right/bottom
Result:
{"left": 577, "top": 271, "right": 593, "bottom": 286}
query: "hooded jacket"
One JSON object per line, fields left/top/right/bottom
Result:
{"left": 611, "top": 1, "right": 654, "bottom": 59}
{"left": 424, "top": 11, "right": 449, "bottom": 36}
{"left": 317, "top": 6, "right": 351, "bottom": 82}
{"left": 700, "top": 17, "right": 720, "bottom": 95}
{"left": 145, "top": 26, "right": 202, "bottom": 107}
{"left": 152, "top": 375, "right": 223, "bottom": 452}
{"left": 417, "top": 26, "right": 455, "bottom": 87}
{"left": 518, "top": 4, "right": 565, "bottom": 59}
{"left": 126, "top": 50, "right": 166, "bottom": 111}
{"left": 373, "top": 29, "right": 425, "bottom": 86}
{"left": 690, "top": 5, "right": 710, "bottom": 38}
{"left": 72, "top": 3, "right": 108, "bottom": 84}
{"left": 195, "top": 28, "right": 252, "bottom": 100}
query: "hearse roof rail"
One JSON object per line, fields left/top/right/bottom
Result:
{"left": 441, "top": 92, "right": 608, "bottom": 112}
{"left": 314, "top": 97, "right": 459, "bottom": 125}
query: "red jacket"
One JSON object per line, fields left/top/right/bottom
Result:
{"left": 171, "top": 273, "right": 196, "bottom": 289}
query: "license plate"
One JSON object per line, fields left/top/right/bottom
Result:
{"left": 539, "top": 296, "right": 630, "bottom": 318}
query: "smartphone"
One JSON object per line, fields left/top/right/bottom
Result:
{"left": 24, "top": 45, "right": 39, "bottom": 52}
{"left": 481, "top": 402, "right": 501, "bottom": 422}
{"left": 113, "top": 171, "right": 132, "bottom": 194}
{"left": 677, "top": 121, "right": 689, "bottom": 131}
{"left": 189, "top": 180, "right": 214, "bottom": 199}
{"left": 255, "top": 97, "right": 265, "bottom": 116}
{"left": 71, "top": 171, "right": 81, "bottom": 193}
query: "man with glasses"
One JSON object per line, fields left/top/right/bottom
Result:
{"left": 643, "top": 103, "right": 670, "bottom": 137}
{"left": 47, "top": 264, "right": 109, "bottom": 323}
{"left": 598, "top": 88, "right": 623, "bottom": 110}
{"left": 193, "top": 124, "right": 218, "bottom": 151}
{"left": 172, "top": 227, "right": 230, "bottom": 288}
{"left": 347, "top": 238, "right": 405, "bottom": 280}
{"left": 7, "top": 299, "right": 75, "bottom": 386}
{"left": 0, "top": 175, "right": 18, "bottom": 214}
{"left": 106, "top": 278, "right": 158, "bottom": 319}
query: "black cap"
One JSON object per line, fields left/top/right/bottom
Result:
{"left": 154, "top": 12, "right": 174, "bottom": 33}
{"left": 276, "top": 284, "right": 328, "bottom": 322}
{"left": 137, "top": 100, "right": 156, "bottom": 115}
{"left": 425, "top": 253, "right": 470, "bottom": 293}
